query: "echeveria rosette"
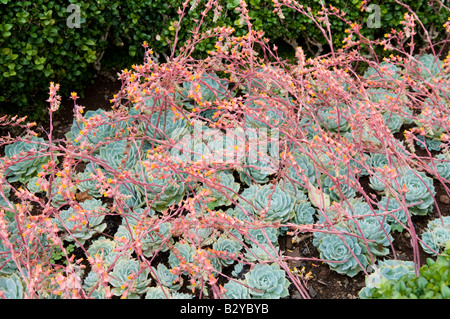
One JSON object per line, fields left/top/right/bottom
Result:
{"left": 340, "top": 198, "right": 393, "bottom": 257}
{"left": 168, "top": 242, "right": 196, "bottom": 274}
{"left": 416, "top": 135, "right": 444, "bottom": 152}
{"left": 317, "top": 103, "right": 351, "bottom": 134}
{"left": 245, "top": 227, "right": 279, "bottom": 246}
{"left": 151, "top": 264, "right": 182, "bottom": 291}
{"left": 239, "top": 148, "right": 278, "bottom": 186}
{"left": 244, "top": 243, "right": 280, "bottom": 263}
{"left": 313, "top": 226, "right": 369, "bottom": 277}
{"left": 0, "top": 216, "right": 21, "bottom": 275}
{"left": 253, "top": 184, "right": 295, "bottom": 224}
{"left": 86, "top": 237, "right": 119, "bottom": 267}
{"left": 140, "top": 166, "right": 186, "bottom": 212}
{"left": 117, "top": 183, "right": 146, "bottom": 212}
{"left": 184, "top": 212, "right": 216, "bottom": 247}
{"left": 394, "top": 169, "right": 435, "bottom": 216}
{"left": 0, "top": 273, "right": 25, "bottom": 299}
{"left": 144, "top": 286, "right": 172, "bottom": 299}
{"left": 429, "top": 152, "right": 450, "bottom": 181}
{"left": 206, "top": 170, "right": 240, "bottom": 208}
{"left": 115, "top": 218, "right": 173, "bottom": 257}
{"left": 290, "top": 200, "right": 316, "bottom": 229}
{"left": 181, "top": 72, "right": 228, "bottom": 104}
{"left": 377, "top": 196, "right": 409, "bottom": 232}
{"left": 353, "top": 216, "right": 393, "bottom": 257}
{"left": 234, "top": 184, "right": 259, "bottom": 220}
{"left": 319, "top": 167, "right": 358, "bottom": 203}
{"left": 359, "top": 259, "right": 415, "bottom": 299}
{"left": 420, "top": 216, "right": 450, "bottom": 256}
{"left": 223, "top": 280, "right": 251, "bottom": 299}
{"left": 53, "top": 198, "right": 107, "bottom": 246}
{"left": 141, "top": 108, "right": 191, "bottom": 144}
{"left": 74, "top": 171, "right": 102, "bottom": 198}
{"left": 412, "top": 54, "right": 445, "bottom": 84}
{"left": 212, "top": 236, "right": 243, "bottom": 267}
{"left": 65, "top": 109, "right": 125, "bottom": 148}
{"left": 244, "top": 97, "right": 286, "bottom": 131}
{"left": 82, "top": 271, "right": 107, "bottom": 299}
{"left": 97, "top": 140, "right": 142, "bottom": 173}
{"left": 286, "top": 151, "right": 318, "bottom": 193}
{"left": 108, "top": 256, "right": 151, "bottom": 298}
{"left": 244, "top": 263, "right": 290, "bottom": 299}
{"left": 4, "top": 136, "right": 51, "bottom": 184}
{"left": 363, "top": 61, "right": 402, "bottom": 82}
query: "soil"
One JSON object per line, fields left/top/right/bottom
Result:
{"left": 18, "top": 71, "right": 450, "bottom": 299}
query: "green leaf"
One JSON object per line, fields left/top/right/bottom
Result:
{"left": 441, "top": 285, "right": 450, "bottom": 299}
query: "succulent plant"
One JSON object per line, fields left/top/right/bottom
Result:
{"left": 206, "top": 170, "right": 240, "bottom": 208}
{"left": 151, "top": 264, "right": 182, "bottom": 291}
{"left": 141, "top": 108, "right": 191, "bottom": 143}
{"left": 140, "top": 167, "right": 186, "bottom": 212}
{"left": 363, "top": 61, "right": 402, "bottom": 82}
{"left": 429, "top": 152, "right": 450, "bottom": 181}
{"left": 53, "top": 198, "right": 108, "bottom": 246}
{"left": 117, "top": 183, "right": 146, "bottom": 211}
{"left": 74, "top": 170, "right": 102, "bottom": 198}
{"left": 239, "top": 147, "right": 278, "bottom": 186}
{"left": 212, "top": 235, "right": 242, "bottom": 267}
{"left": 168, "top": 242, "right": 196, "bottom": 274}
{"left": 353, "top": 215, "right": 393, "bottom": 257}
{"left": 82, "top": 271, "right": 107, "bottom": 299}
{"left": 412, "top": 54, "right": 445, "bottom": 83}
{"left": 65, "top": 109, "right": 125, "bottom": 148}
{"left": 144, "top": 286, "right": 172, "bottom": 299}
{"left": 416, "top": 135, "right": 444, "bottom": 152}
{"left": 87, "top": 237, "right": 119, "bottom": 266}
{"left": 115, "top": 217, "right": 173, "bottom": 257}
{"left": 368, "top": 170, "right": 388, "bottom": 194}
{"left": 290, "top": 200, "right": 316, "bottom": 227}
{"left": 4, "top": 136, "right": 51, "bottom": 184}
{"left": 319, "top": 166, "right": 358, "bottom": 203}
{"left": 359, "top": 259, "right": 415, "bottom": 299}
{"left": 313, "top": 225, "right": 369, "bottom": 277}
{"left": 181, "top": 72, "right": 228, "bottom": 103}
{"left": 286, "top": 151, "right": 318, "bottom": 193}
{"left": 377, "top": 196, "right": 409, "bottom": 232}
{"left": 244, "top": 242, "right": 280, "bottom": 263}
{"left": 420, "top": 216, "right": 450, "bottom": 256}
{"left": 0, "top": 273, "right": 25, "bottom": 299}
{"left": 245, "top": 226, "right": 279, "bottom": 246}
{"left": 394, "top": 169, "right": 435, "bottom": 216}
{"left": 108, "top": 255, "right": 151, "bottom": 298}
{"left": 244, "top": 98, "right": 286, "bottom": 130}
{"left": 0, "top": 218, "right": 20, "bottom": 276}
{"left": 183, "top": 209, "right": 217, "bottom": 247}
{"left": 97, "top": 140, "right": 142, "bottom": 173}
{"left": 252, "top": 183, "right": 296, "bottom": 224}
{"left": 223, "top": 279, "right": 251, "bottom": 299}
{"left": 317, "top": 104, "right": 351, "bottom": 133}
{"left": 244, "top": 263, "right": 290, "bottom": 299}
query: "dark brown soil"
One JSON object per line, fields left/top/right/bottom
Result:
{"left": 28, "top": 71, "right": 450, "bottom": 299}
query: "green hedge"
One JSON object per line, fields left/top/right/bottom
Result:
{"left": 1, "top": 0, "right": 448, "bottom": 121}
{"left": 369, "top": 242, "right": 450, "bottom": 299}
